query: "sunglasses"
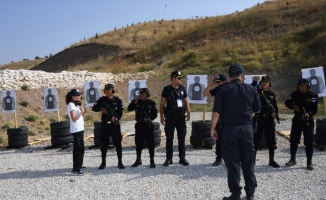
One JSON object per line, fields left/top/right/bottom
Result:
{"left": 176, "top": 77, "right": 183, "bottom": 80}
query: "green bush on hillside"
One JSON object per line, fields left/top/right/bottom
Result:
{"left": 26, "top": 115, "right": 37, "bottom": 122}
{"left": 28, "top": 131, "right": 36, "bottom": 136}
{"left": 19, "top": 101, "right": 29, "bottom": 107}
{"left": 21, "top": 84, "right": 29, "bottom": 91}
{"left": 1, "top": 124, "right": 10, "bottom": 130}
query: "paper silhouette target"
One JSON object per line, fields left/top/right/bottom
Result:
{"left": 84, "top": 80, "right": 100, "bottom": 106}
{"left": 1, "top": 90, "right": 16, "bottom": 113}
{"left": 128, "top": 80, "right": 146, "bottom": 102}
{"left": 187, "top": 75, "right": 207, "bottom": 104}
{"left": 302, "top": 67, "right": 326, "bottom": 97}
{"left": 243, "top": 75, "right": 266, "bottom": 85}
{"left": 44, "top": 88, "right": 58, "bottom": 112}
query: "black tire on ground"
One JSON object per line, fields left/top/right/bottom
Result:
{"left": 50, "top": 128, "right": 71, "bottom": 138}
{"left": 94, "top": 128, "right": 101, "bottom": 137}
{"left": 257, "top": 131, "right": 279, "bottom": 150}
{"left": 315, "top": 134, "right": 326, "bottom": 145}
{"left": 8, "top": 134, "right": 28, "bottom": 141}
{"left": 8, "top": 140, "right": 28, "bottom": 147}
{"left": 7, "top": 127, "right": 29, "bottom": 147}
{"left": 94, "top": 136, "right": 101, "bottom": 146}
{"left": 191, "top": 130, "right": 211, "bottom": 138}
{"left": 316, "top": 127, "right": 326, "bottom": 137}
{"left": 190, "top": 135, "right": 215, "bottom": 147}
{"left": 7, "top": 127, "right": 29, "bottom": 136}
{"left": 94, "top": 121, "right": 102, "bottom": 129}
{"left": 51, "top": 135, "right": 74, "bottom": 147}
{"left": 142, "top": 136, "right": 161, "bottom": 148}
{"left": 93, "top": 132, "right": 113, "bottom": 146}
{"left": 316, "top": 119, "right": 326, "bottom": 130}
{"left": 192, "top": 120, "right": 211, "bottom": 131}
{"left": 50, "top": 121, "right": 70, "bottom": 131}
{"left": 152, "top": 122, "right": 160, "bottom": 130}
{"left": 153, "top": 129, "right": 162, "bottom": 137}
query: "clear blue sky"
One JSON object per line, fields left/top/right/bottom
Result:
{"left": 0, "top": 0, "right": 262, "bottom": 65}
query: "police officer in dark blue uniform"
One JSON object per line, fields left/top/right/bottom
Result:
{"left": 251, "top": 76, "right": 280, "bottom": 168}
{"left": 160, "top": 71, "right": 191, "bottom": 167}
{"left": 92, "top": 83, "right": 125, "bottom": 170}
{"left": 211, "top": 64, "right": 260, "bottom": 200}
{"left": 285, "top": 78, "right": 318, "bottom": 170}
{"left": 203, "top": 73, "right": 227, "bottom": 166}
{"left": 128, "top": 88, "right": 158, "bottom": 168}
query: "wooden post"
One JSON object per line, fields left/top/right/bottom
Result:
{"left": 14, "top": 112, "right": 18, "bottom": 128}
{"left": 57, "top": 109, "right": 61, "bottom": 122}
{"left": 203, "top": 104, "right": 206, "bottom": 121}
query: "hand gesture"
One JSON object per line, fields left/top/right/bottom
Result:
{"left": 253, "top": 76, "right": 260, "bottom": 82}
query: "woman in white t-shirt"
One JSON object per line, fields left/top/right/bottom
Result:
{"left": 66, "top": 89, "right": 86, "bottom": 175}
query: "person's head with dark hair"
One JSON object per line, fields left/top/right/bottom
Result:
{"left": 227, "top": 64, "right": 243, "bottom": 79}
{"left": 66, "top": 89, "right": 82, "bottom": 105}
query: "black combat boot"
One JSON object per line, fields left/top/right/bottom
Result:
{"left": 99, "top": 152, "right": 106, "bottom": 170}
{"left": 286, "top": 143, "right": 297, "bottom": 167}
{"left": 306, "top": 145, "right": 314, "bottom": 170}
{"left": 132, "top": 159, "right": 142, "bottom": 167}
{"left": 268, "top": 149, "right": 280, "bottom": 168}
{"left": 223, "top": 193, "right": 241, "bottom": 200}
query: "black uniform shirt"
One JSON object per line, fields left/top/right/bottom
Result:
{"left": 257, "top": 89, "right": 278, "bottom": 115}
{"left": 92, "top": 96, "right": 123, "bottom": 122}
{"left": 285, "top": 90, "right": 318, "bottom": 116}
{"left": 161, "top": 84, "right": 187, "bottom": 111}
{"left": 213, "top": 79, "right": 260, "bottom": 125}
{"left": 209, "top": 87, "right": 218, "bottom": 97}
{"left": 128, "top": 99, "right": 158, "bottom": 122}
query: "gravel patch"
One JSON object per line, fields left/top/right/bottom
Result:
{"left": 0, "top": 113, "right": 325, "bottom": 200}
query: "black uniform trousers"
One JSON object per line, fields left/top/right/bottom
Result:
{"left": 135, "top": 122, "right": 155, "bottom": 161}
{"left": 72, "top": 131, "right": 85, "bottom": 172}
{"left": 164, "top": 113, "right": 187, "bottom": 160}
{"left": 222, "top": 124, "right": 257, "bottom": 196}
{"left": 215, "top": 124, "right": 223, "bottom": 160}
{"left": 254, "top": 115, "right": 276, "bottom": 151}
{"left": 100, "top": 122, "right": 123, "bottom": 162}
{"left": 289, "top": 115, "right": 314, "bottom": 162}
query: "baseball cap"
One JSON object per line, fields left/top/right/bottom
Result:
{"left": 298, "top": 79, "right": 309, "bottom": 85}
{"left": 171, "top": 71, "right": 184, "bottom": 79}
{"left": 228, "top": 64, "right": 243, "bottom": 75}
{"left": 216, "top": 74, "right": 227, "bottom": 81}
{"left": 261, "top": 76, "right": 271, "bottom": 82}
{"left": 104, "top": 83, "right": 115, "bottom": 90}
{"left": 69, "top": 89, "right": 83, "bottom": 96}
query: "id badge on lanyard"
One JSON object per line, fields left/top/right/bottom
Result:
{"left": 177, "top": 99, "right": 183, "bottom": 108}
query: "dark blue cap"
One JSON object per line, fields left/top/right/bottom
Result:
{"left": 216, "top": 74, "right": 227, "bottom": 81}
{"left": 228, "top": 64, "right": 243, "bottom": 75}
{"left": 69, "top": 89, "right": 83, "bottom": 96}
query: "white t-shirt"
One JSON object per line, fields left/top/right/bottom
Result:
{"left": 67, "top": 102, "right": 84, "bottom": 133}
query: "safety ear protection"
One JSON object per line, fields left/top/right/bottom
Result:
{"left": 104, "top": 84, "right": 115, "bottom": 93}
